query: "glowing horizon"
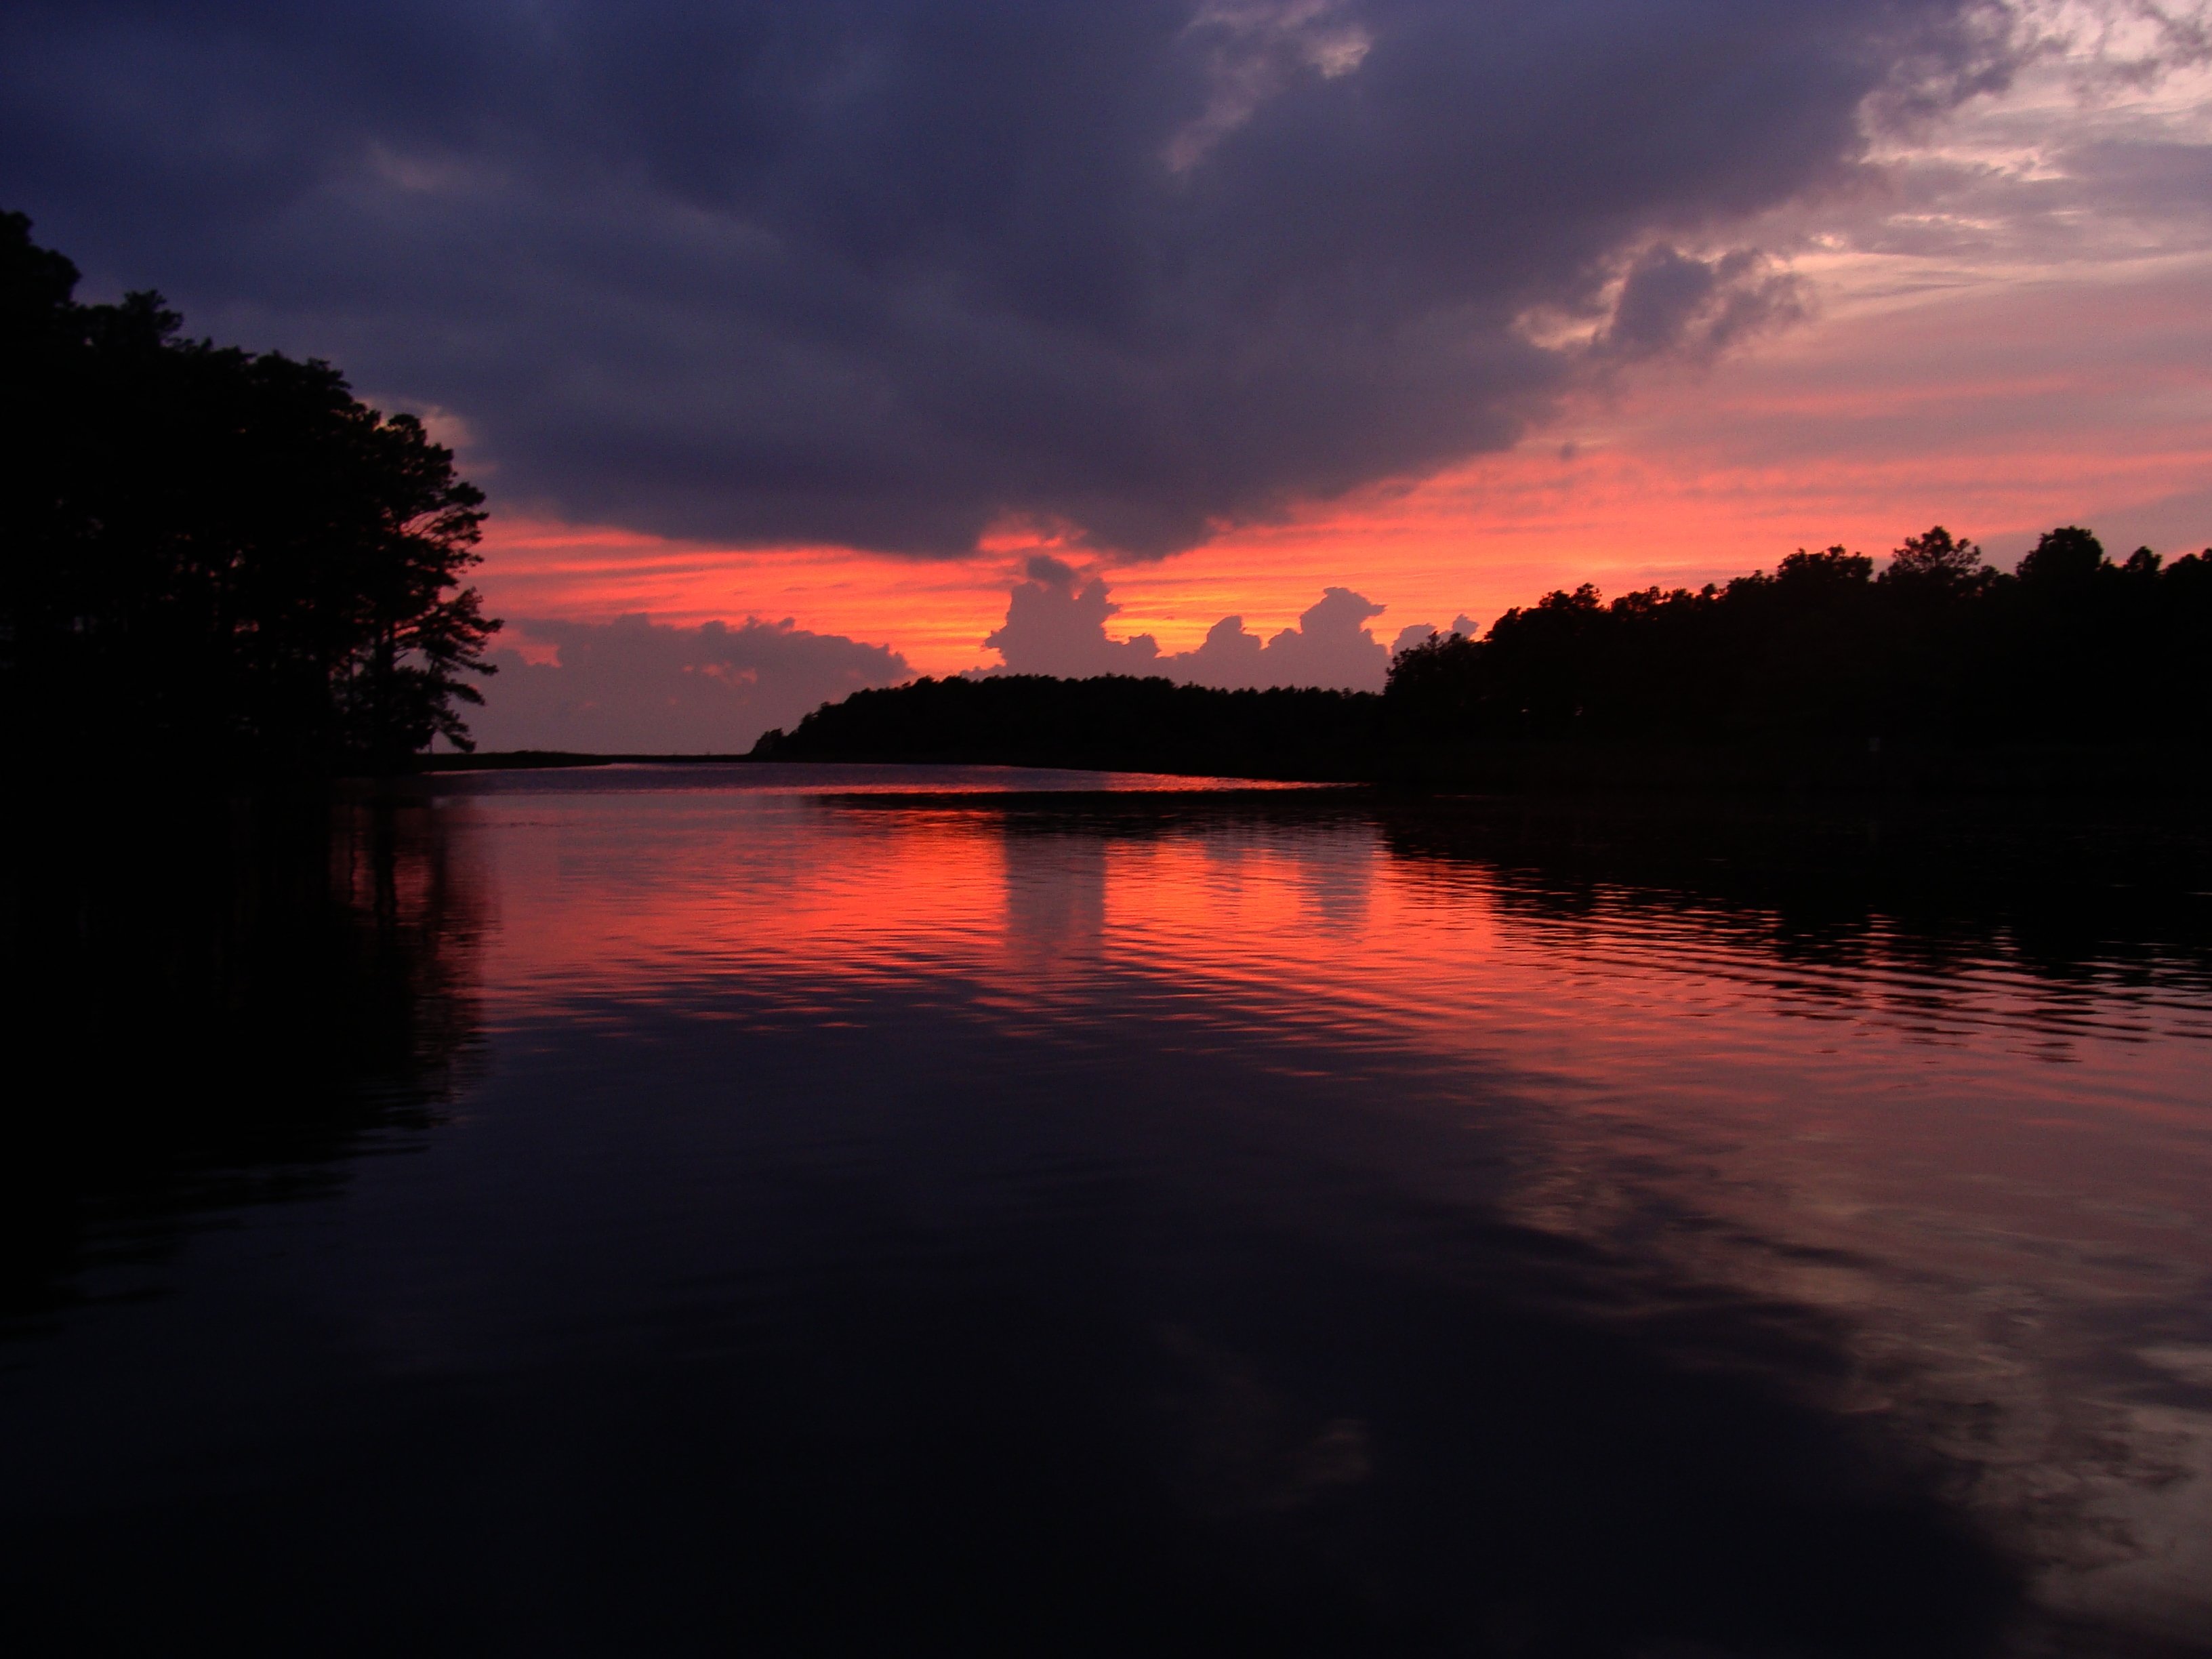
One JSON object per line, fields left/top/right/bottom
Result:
{"left": 476, "top": 247, "right": 2212, "bottom": 680}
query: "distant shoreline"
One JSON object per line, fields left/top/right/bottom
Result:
{"left": 412, "top": 750, "right": 764, "bottom": 771}
{"left": 407, "top": 739, "right": 2211, "bottom": 800}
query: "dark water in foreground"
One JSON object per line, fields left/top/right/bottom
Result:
{"left": 7, "top": 765, "right": 2212, "bottom": 1656}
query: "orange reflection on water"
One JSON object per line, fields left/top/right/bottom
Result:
{"left": 439, "top": 770, "right": 2212, "bottom": 1637}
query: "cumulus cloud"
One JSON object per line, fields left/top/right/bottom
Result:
{"left": 1392, "top": 616, "right": 1479, "bottom": 654}
{"left": 983, "top": 562, "right": 1399, "bottom": 691}
{"left": 470, "top": 615, "right": 909, "bottom": 754}
{"left": 983, "top": 557, "right": 1166, "bottom": 677}
{"left": 1193, "top": 587, "right": 1389, "bottom": 690}
{"left": 0, "top": 0, "right": 2048, "bottom": 559}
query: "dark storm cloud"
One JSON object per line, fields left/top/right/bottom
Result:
{"left": 1, "top": 0, "right": 2028, "bottom": 556}
{"left": 1597, "top": 246, "right": 1808, "bottom": 362}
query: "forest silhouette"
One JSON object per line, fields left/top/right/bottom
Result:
{"left": 0, "top": 215, "right": 497, "bottom": 772}
{"left": 10, "top": 209, "right": 2203, "bottom": 789}
{"left": 1386, "top": 528, "right": 2209, "bottom": 746}
{"left": 762, "top": 526, "right": 2212, "bottom": 791}
{"left": 757, "top": 675, "right": 1380, "bottom": 779}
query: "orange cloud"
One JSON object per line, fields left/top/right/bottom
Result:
{"left": 474, "top": 259, "right": 2212, "bottom": 678}
{"left": 476, "top": 520, "right": 1010, "bottom": 675}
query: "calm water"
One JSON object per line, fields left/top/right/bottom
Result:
{"left": 7, "top": 765, "right": 2212, "bottom": 1656}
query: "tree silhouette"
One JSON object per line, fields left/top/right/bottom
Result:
{"left": 1879, "top": 525, "right": 1987, "bottom": 596}
{"left": 1, "top": 213, "right": 497, "bottom": 771}
{"left": 768, "top": 517, "right": 2209, "bottom": 787}
{"left": 2015, "top": 525, "right": 2106, "bottom": 590}
{"left": 1384, "top": 524, "right": 2210, "bottom": 756}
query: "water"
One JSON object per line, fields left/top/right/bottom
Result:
{"left": 6, "top": 765, "right": 2211, "bottom": 1656}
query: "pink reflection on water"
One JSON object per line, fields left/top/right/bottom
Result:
{"left": 441, "top": 771, "right": 2212, "bottom": 1637}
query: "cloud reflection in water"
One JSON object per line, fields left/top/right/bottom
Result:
{"left": 4, "top": 771, "right": 2209, "bottom": 1654}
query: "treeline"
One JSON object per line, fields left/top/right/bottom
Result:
{"left": 1, "top": 214, "right": 496, "bottom": 772}
{"left": 1388, "top": 527, "right": 2211, "bottom": 746}
{"left": 763, "top": 526, "right": 2211, "bottom": 791}
{"left": 754, "top": 674, "right": 1378, "bottom": 781}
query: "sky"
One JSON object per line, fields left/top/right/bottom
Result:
{"left": 5, "top": 0, "right": 2209, "bottom": 749}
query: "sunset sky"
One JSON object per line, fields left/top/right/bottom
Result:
{"left": 5, "top": 0, "right": 2209, "bottom": 748}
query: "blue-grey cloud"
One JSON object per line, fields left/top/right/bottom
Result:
{"left": 983, "top": 557, "right": 1165, "bottom": 679}
{"left": 983, "top": 559, "right": 1400, "bottom": 690}
{"left": 1, "top": 0, "right": 2036, "bottom": 557}
{"left": 1597, "top": 246, "right": 1807, "bottom": 363}
{"left": 471, "top": 615, "right": 909, "bottom": 754}
{"left": 1393, "top": 616, "right": 1479, "bottom": 654}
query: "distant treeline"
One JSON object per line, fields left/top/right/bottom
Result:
{"left": 1389, "top": 527, "right": 2210, "bottom": 745}
{"left": 760, "top": 526, "right": 2212, "bottom": 791}
{"left": 756, "top": 674, "right": 1378, "bottom": 781}
{"left": 1, "top": 214, "right": 497, "bottom": 773}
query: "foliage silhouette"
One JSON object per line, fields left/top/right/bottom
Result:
{"left": 766, "top": 525, "right": 2209, "bottom": 791}
{"left": 756, "top": 673, "right": 1378, "bottom": 781}
{"left": 1386, "top": 525, "right": 2211, "bottom": 752}
{"left": 0, "top": 213, "right": 497, "bottom": 771}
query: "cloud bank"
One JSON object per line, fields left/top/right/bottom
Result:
{"left": 983, "top": 556, "right": 1421, "bottom": 691}
{"left": 0, "top": 0, "right": 2044, "bottom": 559}
{"left": 471, "top": 616, "right": 909, "bottom": 754}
